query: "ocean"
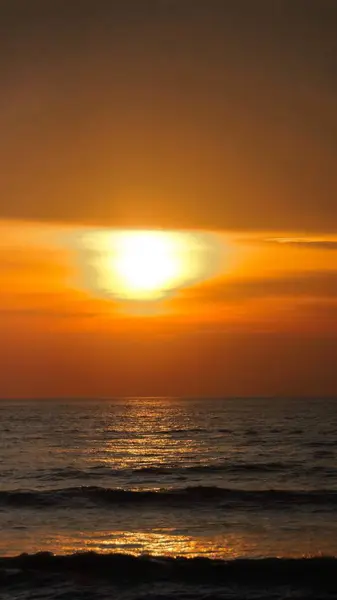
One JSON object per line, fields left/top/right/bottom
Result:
{"left": 0, "top": 397, "right": 336, "bottom": 599}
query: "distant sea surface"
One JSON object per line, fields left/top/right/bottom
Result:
{"left": 1, "top": 397, "right": 337, "bottom": 599}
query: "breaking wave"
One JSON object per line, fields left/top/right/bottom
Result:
{"left": 1, "top": 485, "right": 337, "bottom": 509}
{"left": 12, "top": 460, "right": 312, "bottom": 483}
{"left": 0, "top": 552, "right": 336, "bottom": 588}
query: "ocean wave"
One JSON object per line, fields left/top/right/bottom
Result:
{"left": 1, "top": 485, "right": 337, "bottom": 510}
{"left": 160, "top": 427, "right": 209, "bottom": 434}
{"left": 133, "top": 462, "right": 297, "bottom": 476}
{"left": 0, "top": 552, "right": 336, "bottom": 589}
{"left": 306, "top": 440, "right": 337, "bottom": 448}
{"left": 134, "top": 461, "right": 293, "bottom": 475}
{"left": 7, "top": 461, "right": 301, "bottom": 484}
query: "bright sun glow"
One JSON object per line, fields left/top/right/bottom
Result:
{"left": 74, "top": 229, "right": 222, "bottom": 301}
{"left": 113, "top": 232, "right": 183, "bottom": 298}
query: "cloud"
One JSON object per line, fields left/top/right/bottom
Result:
{"left": 180, "top": 271, "right": 337, "bottom": 303}
{"left": 0, "top": 308, "right": 98, "bottom": 319}
{"left": 239, "top": 238, "right": 337, "bottom": 250}
{"left": 0, "top": 291, "right": 103, "bottom": 319}
{"left": 264, "top": 239, "right": 337, "bottom": 250}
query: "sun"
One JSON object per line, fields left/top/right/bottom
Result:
{"left": 112, "top": 231, "right": 183, "bottom": 297}
{"left": 73, "top": 228, "right": 222, "bottom": 302}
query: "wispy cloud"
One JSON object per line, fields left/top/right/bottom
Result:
{"left": 180, "top": 271, "right": 337, "bottom": 303}
{"left": 0, "top": 308, "right": 98, "bottom": 319}
{"left": 241, "top": 237, "right": 337, "bottom": 250}
{"left": 265, "top": 239, "right": 337, "bottom": 250}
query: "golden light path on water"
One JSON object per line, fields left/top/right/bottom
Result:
{"left": 37, "top": 531, "right": 253, "bottom": 559}
{"left": 2, "top": 528, "right": 322, "bottom": 559}
{"left": 71, "top": 229, "right": 223, "bottom": 301}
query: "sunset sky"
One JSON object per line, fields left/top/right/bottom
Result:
{"left": 1, "top": 1, "right": 336, "bottom": 398}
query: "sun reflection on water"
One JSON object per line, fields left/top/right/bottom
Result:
{"left": 86, "top": 531, "right": 245, "bottom": 558}
{"left": 21, "top": 530, "right": 256, "bottom": 560}
{"left": 88, "top": 400, "right": 211, "bottom": 474}
{"left": 1, "top": 525, "right": 334, "bottom": 559}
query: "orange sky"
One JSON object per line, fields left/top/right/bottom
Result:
{"left": 1, "top": 220, "right": 336, "bottom": 397}
{"left": 0, "top": 2, "right": 336, "bottom": 397}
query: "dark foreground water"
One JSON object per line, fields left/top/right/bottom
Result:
{"left": 0, "top": 397, "right": 336, "bottom": 599}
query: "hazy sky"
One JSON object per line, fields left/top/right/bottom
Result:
{"left": 0, "top": 1, "right": 336, "bottom": 397}
{"left": 1, "top": 0, "right": 336, "bottom": 230}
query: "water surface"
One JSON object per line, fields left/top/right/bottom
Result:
{"left": 0, "top": 397, "right": 336, "bottom": 560}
